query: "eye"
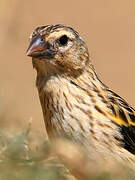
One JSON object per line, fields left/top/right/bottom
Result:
{"left": 58, "top": 35, "right": 68, "bottom": 46}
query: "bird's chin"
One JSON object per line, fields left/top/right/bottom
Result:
{"left": 32, "top": 57, "right": 50, "bottom": 63}
{"left": 30, "top": 52, "right": 55, "bottom": 60}
{"left": 32, "top": 56, "right": 57, "bottom": 66}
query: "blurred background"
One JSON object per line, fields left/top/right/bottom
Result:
{"left": 1, "top": 0, "right": 135, "bottom": 140}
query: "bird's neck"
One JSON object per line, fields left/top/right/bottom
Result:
{"left": 68, "top": 64, "right": 107, "bottom": 93}
{"left": 34, "top": 57, "right": 106, "bottom": 91}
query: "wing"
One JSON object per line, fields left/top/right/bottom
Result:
{"left": 107, "top": 89, "right": 135, "bottom": 155}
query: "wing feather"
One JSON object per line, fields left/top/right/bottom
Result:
{"left": 107, "top": 89, "right": 135, "bottom": 154}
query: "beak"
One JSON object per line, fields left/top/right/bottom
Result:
{"left": 26, "top": 34, "right": 55, "bottom": 58}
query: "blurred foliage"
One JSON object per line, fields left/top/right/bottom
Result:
{"left": 0, "top": 126, "right": 135, "bottom": 180}
{"left": 0, "top": 127, "right": 70, "bottom": 180}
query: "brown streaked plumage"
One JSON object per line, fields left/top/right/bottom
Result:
{"left": 27, "top": 24, "right": 135, "bottom": 166}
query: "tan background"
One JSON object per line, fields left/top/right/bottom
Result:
{"left": 1, "top": 0, "right": 135, "bottom": 139}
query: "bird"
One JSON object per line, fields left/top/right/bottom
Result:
{"left": 26, "top": 24, "right": 135, "bottom": 165}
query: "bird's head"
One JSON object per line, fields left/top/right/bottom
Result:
{"left": 26, "top": 25, "right": 89, "bottom": 77}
